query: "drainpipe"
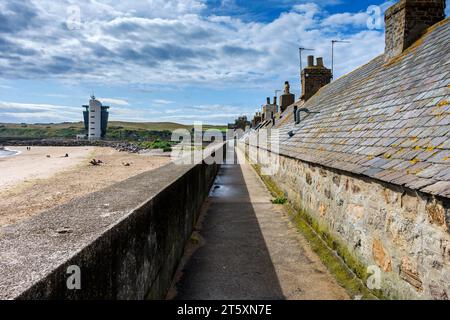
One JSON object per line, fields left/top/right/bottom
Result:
{"left": 295, "top": 108, "right": 320, "bottom": 125}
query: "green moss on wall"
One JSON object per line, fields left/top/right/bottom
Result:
{"left": 250, "top": 159, "right": 384, "bottom": 300}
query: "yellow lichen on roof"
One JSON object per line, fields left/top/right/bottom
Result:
{"left": 437, "top": 100, "right": 449, "bottom": 107}
{"left": 407, "top": 167, "right": 424, "bottom": 175}
{"left": 432, "top": 109, "right": 446, "bottom": 116}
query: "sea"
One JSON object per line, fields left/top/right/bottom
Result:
{"left": 0, "top": 148, "right": 18, "bottom": 158}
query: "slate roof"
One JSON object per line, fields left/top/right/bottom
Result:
{"left": 246, "top": 18, "right": 450, "bottom": 198}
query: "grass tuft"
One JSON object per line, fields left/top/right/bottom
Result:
{"left": 271, "top": 196, "right": 287, "bottom": 205}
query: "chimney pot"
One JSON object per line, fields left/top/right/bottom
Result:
{"left": 266, "top": 97, "right": 270, "bottom": 105}
{"left": 273, "top": 96, "right": 277, "bottom": 105}
{"left": 307, "top": 55, "right": 314, "bottom": 67}
{"left": 316, "top": 57, "right": 324, "bottom": 67}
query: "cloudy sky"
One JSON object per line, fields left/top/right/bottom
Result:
{"left": 0, "top": 0, "right": 449, "bottom": 125}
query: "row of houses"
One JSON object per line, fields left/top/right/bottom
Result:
{"left": 240, "top": 0, "right": 450, "bottom": 299}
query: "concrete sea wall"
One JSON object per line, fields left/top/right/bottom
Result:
{"left": 0, "top": 147, "right": 222, "bottom": 299}
{"left": 244, "top": 143, "right": 450, "bottom": 300}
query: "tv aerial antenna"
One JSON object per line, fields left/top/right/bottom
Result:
{"left": 331, "top": 40, "right": 350, "bottom": 79}
{"left": 299, "top": 47, "right": 314, "bottom": 75}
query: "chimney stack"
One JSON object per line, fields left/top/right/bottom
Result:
{"left": 385, "top": 0, "right": 446, "bottom": 59}
{"left": 252, "top": 112, "right": 262, "bottom": 128}
{"left": 301, "top": 55, "right": 332, "bottom": 102}
{"left": 280, "top": 81, "right": 295, "bottom": 113}
{"left": 262, "top": 96, "right": 277, "bottom": 121}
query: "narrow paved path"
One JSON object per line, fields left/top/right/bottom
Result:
{"left": 172, "top": 148, "right": 348, "bottom": 300}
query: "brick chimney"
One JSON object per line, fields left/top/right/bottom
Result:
{"left": 262, "top": 97, "right": 277, "bottom": 121}
{"left": 252, "top": 112, "right": 262, "bottom": 128}
{"left": 301, "top": 56, "right": 332, "bottom": 101}
{"left": 385, "top": 0, "right": 446, "bottom": 59}
{"left": 280, "top": 81, "right": 295, "bottom": 113}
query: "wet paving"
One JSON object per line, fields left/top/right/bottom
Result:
{"left": 172, "top": 148, "right": 348, "bottom": 300}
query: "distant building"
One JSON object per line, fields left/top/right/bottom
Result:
{"left": 251, "top": 112, "right": 262, "bottom": 128}
{"left": 262, "top": 97, "right": 278, "bottom": 122}
{"left": 244, "top": 0, "right": 450, "bottom": 299}
{"left": 228, "top": 115, "right": 251, "bottom": 131}
{"left": 82, "top": 96, "right": 110, "bottom": 140}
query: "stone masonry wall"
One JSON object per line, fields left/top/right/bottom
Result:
{"left": 246, "top": 144, "right": 450, "bottom": 299}
{"left": 385, "top": 0, "right": 446, "bottom": 59}
{"left": 0, "top": 145, "right": 223, "bottom": 299}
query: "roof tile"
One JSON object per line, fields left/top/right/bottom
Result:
{"left": 248, "top": 19, "right": 450, "bottom": 198}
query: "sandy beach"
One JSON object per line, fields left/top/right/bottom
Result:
{"left": 0, "top": 146, "right": 97, "bottom": 189}
{"left": 0, "top": 146, "right": 171, "bottom": 227}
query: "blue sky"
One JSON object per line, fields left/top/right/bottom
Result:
{"left": 0, "top": 0, "right": 448, "bottom": 125}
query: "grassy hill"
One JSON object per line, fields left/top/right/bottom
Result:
{"left": 0, "top": 121, "right": 227, "bottom": 141}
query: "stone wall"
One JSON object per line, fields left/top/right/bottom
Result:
{"left": 0, "top": 146, "right": 223, "bottom": 299}
{"left": 245, "top": 143, "right": 450, "bottom": 299}
{"left": 385, "top": 0, "right": 446, "bottom": 59}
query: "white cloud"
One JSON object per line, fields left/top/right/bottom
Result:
{"left": 0, "top": 0, "right": 386, "bottom": 89}
{"left": 0, "top": 101, "right": 80, "bottom": 122}
{"left": 292, "top": 3, "right": 320, "bottom": 17}
{"left": 152, "top": 99, "right": 174, "bottom": 105}
{"left": 321, "top": 12, "right": 369, "bottom": 28}
{"left": 98, "top": 97, "right": 130, "bottom": 105}
{"left": 0, "top": 0, "right": 399, "bottom": 124}
{"left": 0, "top": 101, "right": 75, "bottom": 113}
{"left": 0, "top": 99, "right": 243, "bottom": 125}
